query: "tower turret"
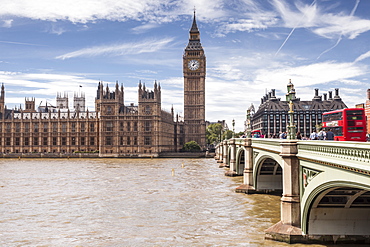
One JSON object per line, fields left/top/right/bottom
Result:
{"left": 0, "top": 83, "right": 4, "bottom": 111}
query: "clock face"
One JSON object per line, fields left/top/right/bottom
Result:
{"left": 188, "top": 59, "right": 199, "bottom": 70}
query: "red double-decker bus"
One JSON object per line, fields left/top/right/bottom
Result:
{"left": 322, "top": 108, "right": 366, "bottom": 142}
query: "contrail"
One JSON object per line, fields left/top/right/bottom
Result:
{"left": 317, "top": 0, "right": 360, "bottom": 59}
{"left": 0, "top": 40, "right": 45, "bottom": 46}
{"left": 274, "top": 0, "right": 317, "bottom": 57}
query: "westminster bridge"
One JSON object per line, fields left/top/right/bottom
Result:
{"left": 215, "top": 138, "right": 370, "bottom": 244}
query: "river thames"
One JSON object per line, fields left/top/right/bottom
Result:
{"left": 0, "top": 158, "right": 332, "bottom": 246}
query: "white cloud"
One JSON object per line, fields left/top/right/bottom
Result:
{"left": 254, "top": 61, "right": 366, "bottom": 89}
{"left": 2, "top": 19, "right": 13, "bottom": 28}
{"left": 49, "top": 23, "right": 66, "bottom": 35}
{"left": 272, "top": 0, "right": 319, "bottom": 29}
{"left": 217, "top": 15, "right": 278, "bottom": 36}
{"left": 56, "top": 37, "right": 175, "bottom": 60}
{"left": 271, "top": 0, "right": 370, "bottom": 41}
{"left": 131, "top": 23, "right": 160, "bottom": 34}
{"left": 354, "top": 50, "right": 370, "bottom": 63}
{"left": 313, "top": 15, "right": 370, "bottom": 40}
{"left": 0, "top": 0, "right": 226, "bottom": 24}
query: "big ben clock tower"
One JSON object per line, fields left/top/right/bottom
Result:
{"left": 183, "top": 11, "right": 206, "bottom": 148}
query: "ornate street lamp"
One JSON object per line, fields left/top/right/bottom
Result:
{"left": 232, "top": 119, "right": 235, "bottom": 138}
{"left": 287, "top": 100, "right": 297, "bottom": 139}
{"left": 246, "top": 109, "right": 251, "bottom": 138}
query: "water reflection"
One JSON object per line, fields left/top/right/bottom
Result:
{"left": 0, "top": 158, "right": 332, "bottom": 246}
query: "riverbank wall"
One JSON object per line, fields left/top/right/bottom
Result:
{"left": 0, "top": 152, "right": 215, "bottom": 159}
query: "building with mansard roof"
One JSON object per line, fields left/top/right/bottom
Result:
{"left": 251, "top": 80, "right": 347, "bottom": 138}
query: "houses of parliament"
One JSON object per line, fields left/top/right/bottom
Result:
{"left": 0, "top": 13, "right": 206, "bottom": 157}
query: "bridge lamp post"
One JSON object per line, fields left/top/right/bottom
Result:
{"left": 287, "top": 100, "right": 296, "bottom": 140}
{"left": 246, "top": 109, "right": 251, "bottom": 138}
{"left": 232, "top": 119, "right": 235, "bottom": 138}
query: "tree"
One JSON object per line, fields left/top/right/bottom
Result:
{"left": 183, "top": 141, "right": 201, "bottom": 151}
{"left": 222, "top": 130, "right": 233, "bottom": 140}
{"left": 206, "top": 123, "right": 223, "bottom": 144}
{"left": 235, "top": 131, "right": 245, "bottom": 137}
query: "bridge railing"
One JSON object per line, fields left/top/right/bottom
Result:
{"left": 297, "top": 140, "right": 370, "bottom": 174}
{"left": 251, "top": 138, "right": 282, "bottom": 154}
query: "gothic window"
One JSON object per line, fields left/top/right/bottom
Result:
{"left": 6, "top": 137, "right": 10, "bottom": 146}
{"left": 134, "top": 122, "right": 138, "bottom": 131}
{"left": 81, "top": 123, "right": 85, "bottom": 132}
{"left": 81, "top": 137, "right": 85, "bottom": 146}
{"left": 53, "top": 123, "right": 58, "bottom": 132}
{"left": 90, "top": 123, "right": 95, "bottom": 132}
{"left": 15, "top": 137, "right": 20, "bottom": 146}
{"left": 6, "top": 123, "right": 11, "bottom": 132}
{"left": 120, "top": 122, "right": 124, "bottom": 132}
{"left": 106, "top": 121, "right": 113, "bottom": 132}
{"left": 127, "top": 122, "right": 131, "bottom": 132}
{"left": 144, "top": 121, "right": 151, "bottom": 131}
{"left": 120, "top": 136, "right": 124, "bottom": 145}
{"left": 43, "top": 137, "right": 47, "bottom": 146}
{"left": 62, "top": 123, "right": 67, "bottom": 133}
{"left": 61, "top": 137, "right": 66, "bottom": 145}
{"left": 144, "top": 136, "right": 151, "bottom": 146}
{"left": 105, "top": 136, "right": 112, "bottom": 145}
{"left": 53, "top": 137, "right": 57, "bottom": 146}
{"left": 71, "top": 123, "right": 76, "bottom": 132}
{"left": 33, "top": 137, "right": 38, "bottom": 146}
{"left": 43, "top": 123, "right": 48, "bottom": 132}
{"left": 127, "top": 137, "right": 131, "bottom": 145}
{"left": 71, "top": 137, "right": 76, "bottom": 145}
{"left": 107, "top": 106, "right": 112, "bottom": 115}
{"left": 90, "top": 137, "right": 95, "bottom": 146}
{"left": 34, "top": 123, "right": 39, "bottom": 133}
{"left": 15, "top": 123, "right": 20, "bottom": 132}
{"left": 24, "top": 137, "right": 29, "bottom": 146}
{"left": 134, "top": 137, "right": 138, "bottom": 145}
{"left": 145, "top": 105, "right": 151, "bottom": 114}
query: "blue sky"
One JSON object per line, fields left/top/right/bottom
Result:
{"left": 1, "top": 0, "right": 370, "bottom": 131}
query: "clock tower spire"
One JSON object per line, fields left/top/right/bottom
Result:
{"left": 183, "top": 10, "right": 206, "bottom": 148}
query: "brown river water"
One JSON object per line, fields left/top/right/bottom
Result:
{"left": 0, "top": 158, "right": 338, "bottom": 246}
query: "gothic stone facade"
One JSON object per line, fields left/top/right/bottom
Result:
{"left": 0, "top": 82, "right": 180, "bottom": 157}
{"left": 0, "top": 14, "right": 206, "bottom": 157}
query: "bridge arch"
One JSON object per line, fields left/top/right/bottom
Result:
{"left": 235, "top": 147, "right": 245, "bottom": 175}
{"left": 302, "top": 181, "right": 370, "bottom": 235}
{"left": 253, "top": 154, "right": 283, "bottom": 193}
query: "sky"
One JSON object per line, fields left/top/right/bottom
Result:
{"left": 1, "top": 0, "right": 370, "bottom": 132}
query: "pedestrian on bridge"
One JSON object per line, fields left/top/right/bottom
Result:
{"left": 318, "top": 129, "right": 326, "bottom": 140}
{"left": 325, "top": 129, "right": 335, "bottom": 140}
{"left": 310, "top": 129, "right": 318, "bottom": 140}
{"left": 296, "top": 131, "right": 302, "bottom": 140}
